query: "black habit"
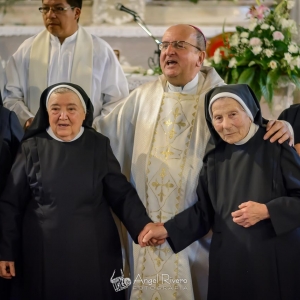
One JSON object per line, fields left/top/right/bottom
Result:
{"left": 0, "top": 98, "right": 23, "bottom": 194}
{"left": 0, "top": 94, "right": 23, "bottom": 300}
{"left": 278, "top": 104, "right": 300, "bottom": 144}
{"left": 0, "top": 83, "right": 152, "bottom": 300}
{"left": 164, "top": 84, "right": 300, "bottom": 300}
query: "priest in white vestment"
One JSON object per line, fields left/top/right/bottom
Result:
{"left": 0, "top": 58, "right": 5, "bottom": 101}
{"left": 3, "top": 0, "right": 128, "bottom": 128}
{"left": 99, "top": 24, "right": 294, "bottom": 300}
{"left": 98, "top": 24, "right": 222, "bottom": 300}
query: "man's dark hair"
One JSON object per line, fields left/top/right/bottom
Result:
{"left": 66, "top": 0, "right": 82, "bottom": 9}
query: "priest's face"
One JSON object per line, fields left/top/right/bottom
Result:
{"left": 160, "top": 25, "right": 206, "bottom": 87}
{"left": 47, "top": 91, "right": 86, "bottom": 141}
{"left": 211, "top": 97, "right": 252, "bottom": 144}
{"left": 41, "top": 0, "right": 81, "bottom": 44}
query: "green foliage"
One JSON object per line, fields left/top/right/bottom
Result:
{"left": 152, "top": 66, "right": 163, "bottom": 75}
{"left": 189, "top": 0, "right": 238, "bottom": 3}
{"left": 207, "top": 0, "right": 300, "bottom": 103}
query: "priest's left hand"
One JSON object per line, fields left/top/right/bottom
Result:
{"left": 231, "top": 201, "right": 270, "bottom": 228}
{"left": 264, "top": 120, "right": 293, "bottom": 146}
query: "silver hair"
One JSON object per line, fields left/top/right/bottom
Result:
{"left": 195, "top": 30, "right": 206, "bottom": 51}
{"left": 50, "top": 87, "right": 76, "bottom": 96}
{"left": 211, "top": 97, "right": 246, "bottom": 112}
{"left": 47, "top": 86, "right": 87, "bottom": 113}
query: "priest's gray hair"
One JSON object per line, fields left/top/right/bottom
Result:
{"left": 195, "top": 31, "right": 206, "bottom": 51}
{"left": 209, "top": 92, "right": 254, "bottom": 121}
{"left": 46, "top": 85, "right": 87, "bottom": 113}
{"left": 189, "top": 25, "right": 206, "bottom": 51}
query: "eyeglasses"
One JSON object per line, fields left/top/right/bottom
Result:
{"left": 38, "top": 6, "right": 74, "bottom": 14}
{"left": 159, "top": 41, "right": 202, "bottom": 51}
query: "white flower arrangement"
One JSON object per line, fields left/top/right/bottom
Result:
{"left": 209, "top": 0, "right": 300, "bottom": 104}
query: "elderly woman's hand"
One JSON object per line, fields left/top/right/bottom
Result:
{"left": 264, "top": 120, "right": 294, "bottom": 146}
{"left": 231, "top": 201, "right": 270, "bottom": 228}
{"left": 0, "top": 261, "right": 15, "bottom": 279}
{"left": 138, "top": 222, "right": 167, "bottom": 247}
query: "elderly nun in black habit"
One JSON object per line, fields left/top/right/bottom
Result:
{"left": 0, "top": 83, "right": 154, "bottom": 300}
{"left": 141, "top": 84, "right": 300, "bottom": 300}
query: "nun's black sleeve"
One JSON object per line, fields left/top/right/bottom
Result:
{"left": 278, "top": 104, "right": 300, "bottom": 144}
{"left": 0, "top": 106, "right": 23, "bottom": 202}
{"left": 265, "top": 141, "right": 300, "bottom": 236}
{"left": 164, "top": 162, "right": 214, "bottom": 253}
{"left": 0, "top": 140, "right": 12, "bottom": 195}
{"left": 0, "top": 143, "right": 31, "bottom": 261}
{"left": 103, "top": 140, "right": 152, "bottom": 243}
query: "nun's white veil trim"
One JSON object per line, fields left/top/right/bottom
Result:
{"left": 46, "top": 84, "right": 87, "bottom": 113}
{"left": 208, "top": 92, "right": 254, "bottom": 121}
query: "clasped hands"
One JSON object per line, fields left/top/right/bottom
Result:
{"left": 231, "top": 201, "right": 270, "bottom": 228}
{"left": 138, "top": 223, "right": 168, "bottom": 247}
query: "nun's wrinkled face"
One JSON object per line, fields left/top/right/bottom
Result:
{"left": 47, "top": 91, "right": 85, "bottom": 141}
{"left": 211, "top": 97, "right": 252, "bottom": 144}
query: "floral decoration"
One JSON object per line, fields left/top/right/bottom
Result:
{"left": 207, "top": 0, "right": 300, "bottom": 104}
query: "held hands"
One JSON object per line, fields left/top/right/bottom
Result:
{"left": 0, "top": 261, "right": 15, "bottom": 279}
{"left": 264, "top": 120, "right": 293, "bottom": 146}
{"left": 231, "top": 201, "right": 270, "bottom": 228}
{"left": 138, "top": 223, "right": 168, "bottom": 247}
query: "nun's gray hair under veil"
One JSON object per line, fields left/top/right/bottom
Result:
{"left": 208, "top": 92, "right": 254, "bottom": 121}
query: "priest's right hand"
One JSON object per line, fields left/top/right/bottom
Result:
{"left": 0, "top": 261, "right": 15, "bottom": 279}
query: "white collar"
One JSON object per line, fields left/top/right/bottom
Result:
{"left": 46, "top": 126, "right": 84, "bottom": 142}
{"left": 50, "top": 30, "right": 78, "bottom": 45}
{"left": 167, "top": 73, "right": 199, "bottom": 94}
{"left": 234, "top": 123, "right": 259, "bottom": 145}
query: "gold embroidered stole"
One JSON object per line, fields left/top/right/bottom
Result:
{"left": 134, "top": 89, "right": 201, "bottom": 299}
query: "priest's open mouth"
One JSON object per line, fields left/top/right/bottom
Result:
{"left": 166, "top": 60, "right": 177, "bottom": 66}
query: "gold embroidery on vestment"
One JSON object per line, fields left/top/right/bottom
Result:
{"left": 140, "top": 92, "right": 200, "bottom": 296}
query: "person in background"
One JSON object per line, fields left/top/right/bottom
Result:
{"left": 0, "top": 58, "right": 5, "bottom": 100}
{"left": 141, "top": 84, "right": 300, "bottom": 300}
{"left": 0, "top": 82, "right": 159, "bottom": 300}
{"left": 99, "top": 24, "right": 294, "bottom": 300}
{"left": 3, "top": 0, "right": 128, "bottom": 129}
{"left": 278, "top": 104, "right": 300, "bottom": 155}
{"left": 0, "top": 62, "right": 23, "bottom": 300}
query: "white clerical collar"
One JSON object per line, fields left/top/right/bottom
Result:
{"left": 235, "top": 123, "right": 259, "bottom": 145}
{"left": 167, "top": 73, "right": 199, "bottom": 94}
{"left": 46, "top": 126, "right": 84, "bottom": 142}
{"left": 50, "top": 30, "right": 78, "bottom": 45}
